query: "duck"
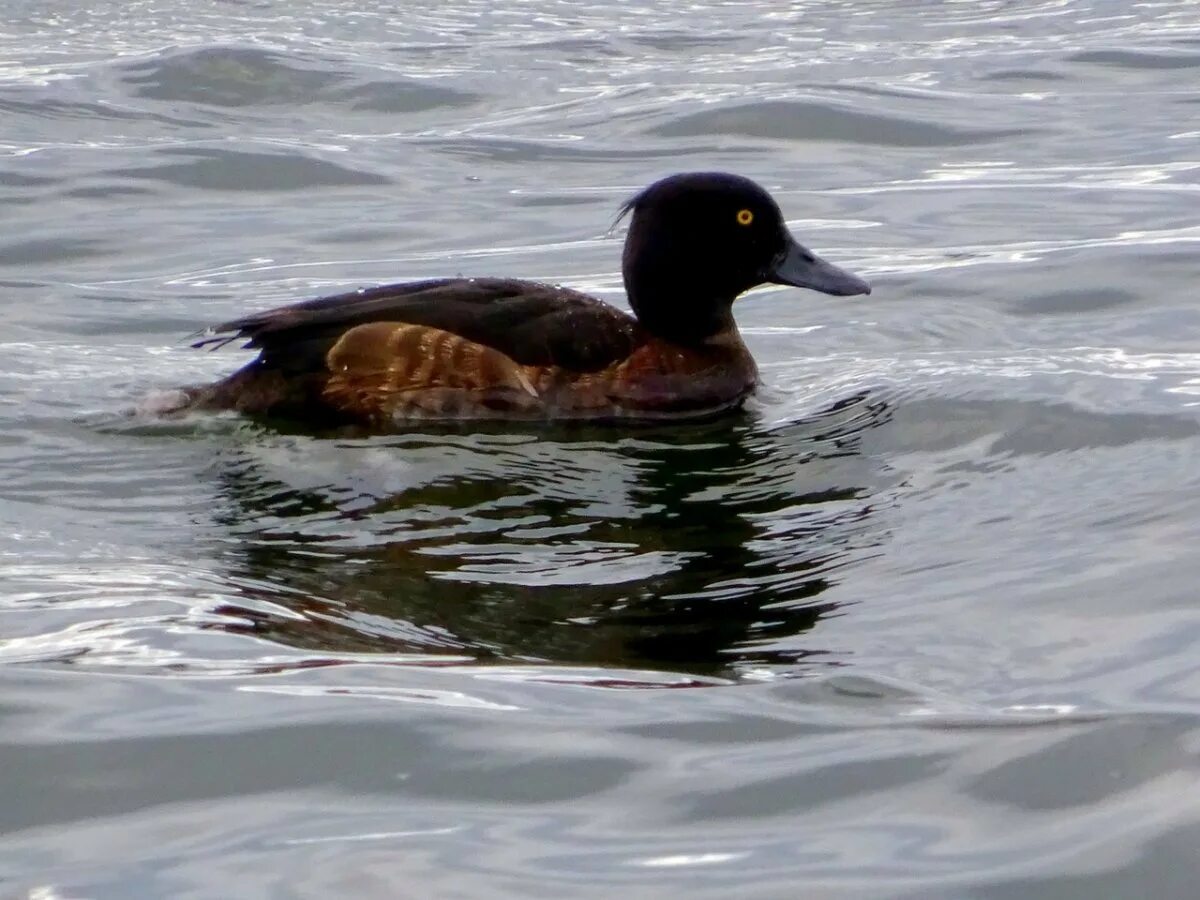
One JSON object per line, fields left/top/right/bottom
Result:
{"left": 182, "top": 172, "right": 871, "bottom": 426}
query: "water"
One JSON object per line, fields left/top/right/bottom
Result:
{"left": 3, "top": 0, "right": 1200, "bottom": 895}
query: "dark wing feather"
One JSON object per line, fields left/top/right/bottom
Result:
{"left": 194, "top": 277, "right": 642, "bottom": 374}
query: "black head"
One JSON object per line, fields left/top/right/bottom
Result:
{"left": 619, "top": 172, "right": 870, "bottom": 344}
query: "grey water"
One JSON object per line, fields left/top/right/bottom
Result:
{"left": 2, "top": 0, "right": 1200, "bottom": 896}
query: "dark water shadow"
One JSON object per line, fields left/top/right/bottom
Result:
{"left": 202, "top": 393, "right": 894, "bottom": 680}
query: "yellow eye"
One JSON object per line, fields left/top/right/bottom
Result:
{"left": 736, "top": 208, "right": 754, "bottom": 226}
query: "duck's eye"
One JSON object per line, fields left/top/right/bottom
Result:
{"left": 736, "top": 208, "right": 754, "bottom": 226}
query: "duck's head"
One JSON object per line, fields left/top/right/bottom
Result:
{"left": 619, "top": 172, "right": 870, "bottom": 344}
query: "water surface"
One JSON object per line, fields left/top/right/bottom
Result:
{"left": 3, "top": 1, "right": 1200, "bottom": 896}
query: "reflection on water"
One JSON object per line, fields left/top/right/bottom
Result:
{"left": 209, "top": 393, "right": 894, "bottom": 677}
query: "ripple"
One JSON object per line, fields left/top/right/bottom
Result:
{"left": 980, "top": 68, "right": 1069, "bottom": 82}
{"left": 880, "top": 397, "right": 1200, "bottom": 458}
{"left": 966, "top": 717, "right": 1198, "bottom": 811}
{"left": 120, "top": 45, "right": 483, "bottom": 113}
{"left": 0, "top": 95, "right": 203, "bottom": 127}
{"left": 0, "top": 170, "right": 55, "bottom": 188}
{"left": 1068, "top": 49, "right": 1200, "bottom": 70}
{"left": 115, "top": 147, "right": 390, "bottom": 191}
{"left": 0, "top": 238, "right": 108, "bottom": 267}
{"left": 648, "top": 100, "right": 1030, "bottom": 147}
{"left": 340, "top": 80, "right": 481, "bottom": 114}
{"left": 122, "top": 46, "right": 343, "bottom": 108}
{"left": 1014, "top": 286, "right": 1137, "bottom": 315}
{"left": 420, "top": 136, "right": 730, "bottom": 163}
{"left": 625, "top": 31, "right": 742, "bottom": 51}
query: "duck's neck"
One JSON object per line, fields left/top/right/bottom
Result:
{"left": 623, "top": 255, "right": 738, "bottom": 347}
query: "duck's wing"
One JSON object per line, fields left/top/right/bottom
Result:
{"left": 194, "top": 277, "right": 642, "bottom": 374}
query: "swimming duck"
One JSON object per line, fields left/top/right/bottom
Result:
{"left": 184, "top": 172, "right": 870, "bottom": 425}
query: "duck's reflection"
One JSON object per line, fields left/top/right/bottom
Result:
{"left": 208, "top": 392, "right": 893, "bottom": 678}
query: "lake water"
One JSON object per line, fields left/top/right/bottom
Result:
{"left": 3, "top": 0, "right": 1200, "bottom": 896}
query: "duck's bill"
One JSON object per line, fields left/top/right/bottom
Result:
{"left": 767, "top": 237, "right": 871, "bottom": 297}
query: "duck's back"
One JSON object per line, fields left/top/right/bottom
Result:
{"left": 202, "top": 278, "right": 639, "bottom": 370}
{"left": 187, "top": 277, "right": 756, "bottom": 425}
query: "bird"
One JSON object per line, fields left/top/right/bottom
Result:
{"left": 181, "top": 172, "right": 871, "bottom": 427}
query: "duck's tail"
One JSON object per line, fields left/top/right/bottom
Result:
{"left": 133, "top": 385, "right": 206, "bottom": 417}
{"left": 144, "top": 361, "right": 337, "bottom": 423}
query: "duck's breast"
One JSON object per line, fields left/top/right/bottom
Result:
{"left": 526, "top": 330, "right": 759, "bottom": 419}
